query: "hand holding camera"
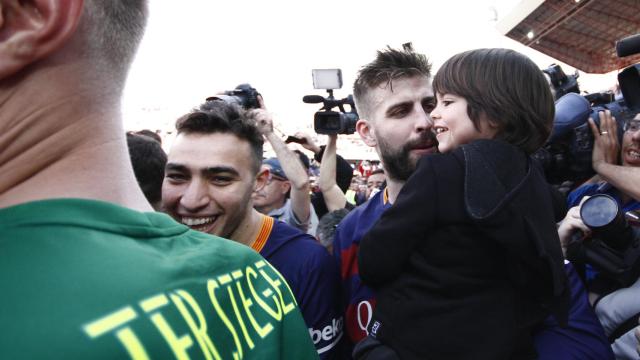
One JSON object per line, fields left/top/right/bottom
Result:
{"left": 253, "top": 109, "right": 275, "bottom": 136}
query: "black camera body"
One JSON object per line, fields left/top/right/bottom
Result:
{"left": 534, "top": 34, "right": 640, "bottom": 185}
{"left": 304, "top": 94, "right": 358, "bottom": 135}
{"left": 303, "top": 69, "right": 359, "bottom": 135}
{"left": 543, "top": 63, "right": 581, "bottom": 100}
{"left": 533, "top": 91, "right": 635, "bottom": 184}
{"left": 207, "top": 83, "right": 261, "bottom": 110}
{"left": 566, "top": 194, "right": 640, "bottom": 288}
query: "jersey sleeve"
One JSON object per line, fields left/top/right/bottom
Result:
{"left": 295, "top": 244, "right": 345, "bottom": 359}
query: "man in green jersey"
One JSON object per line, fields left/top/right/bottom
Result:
{"left": 0, "top": 1, "right": 317, "bottom": 359}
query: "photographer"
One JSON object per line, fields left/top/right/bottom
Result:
{"left": 252, "top": 100, "right": 319, "bottom": 236}
{"left": 293, "top": 132, "right": 354, "bottom": 218}
{"left": 566, "top": 110, "right": 640, "bottom": 209}
{"left": 558, "top": 110, "right": 640, "bottom": 359}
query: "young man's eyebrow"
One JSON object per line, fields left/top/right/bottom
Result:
{"left": 165, "top": 163, "right": 188, "bottom": 172}
{"left": 202, "top": 166, "right": 240, "bottom": 177}
{"left": 165, "top": 163, "right": 240, "bottom": 179}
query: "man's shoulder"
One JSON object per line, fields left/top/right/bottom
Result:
{"left": 567, "top": 183, "right": 602, "bottom": 207}
{"left": 345, "top": 191, "right": 387, "bottom": 222}
{"left": 1, "top": 198, "right": 264, "bottom": 266}
{"left": 336, "top": 191, "right": 387, "bottom": 240}
{"left": 266, "top": 219, "right": 328, "bottom": 260}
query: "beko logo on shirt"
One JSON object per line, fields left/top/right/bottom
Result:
{"left": 309, "top": 317, "right": 343, "bottom": 346}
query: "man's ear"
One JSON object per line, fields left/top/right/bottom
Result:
{"left": 280, "top": 180, "right": 291, "bottom": 196}
{"left": 254, "top": 167, "right": 269, "bottom": 192}
{"left": 356, "top": 119, "right": 377, "bottom": 147}
{"left": 0, "top": 0, "right": 84, "bottom": 79}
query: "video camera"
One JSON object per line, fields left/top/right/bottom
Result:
{"left": 533, "top": 33, "right": 640, "bottom": 185}
{"left": 303, "top": 69, "right": 359, "bottom": 135}
{"left": 206, "top": 83, "right": 261, "bottom": 110}
{"left": 566, "top": 193, "right": 640, "bottom": 288}
{"left": 543, "top": 63, "right": 580, "bottom": 100}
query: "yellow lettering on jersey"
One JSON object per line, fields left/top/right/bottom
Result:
{"left": 236, "top": 275, "right": 274, "bottom": 339}
{"left": 83, "top": 307, "right": 149, "bottom": 359}
{"left": 140, "top": 294, "right": 169, "bottom": 313}
{"left": 265, "top": 261, "right": 298, "bottom": 306}
{"left": 149, "top": 313, "right": 193, "bottom": 360}
{"left": 208, "top": 279, "right": 243, "bottom": 360}
{"left": 226, "top": 279, "right": 255, "bottom": 350}
{"left": 259, "top": 268, "right": 295, "bottom": 316}
{"left": 246, "top": 265, "right": 282, "bottom": 321}
{"left": 84, "top": 306, "right": 137, "bottom": 337}
{"left": 218, "top": 274, "right": 233, "bottom": 285}
{"left": 116, "top": 327, "right": 151, "bottom": 360}
{"left": 170, "top": 290, "right": 222, "bottom": 360}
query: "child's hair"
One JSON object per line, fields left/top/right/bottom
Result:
{"left": 432, "top": 48, "right": 554, "bottom": 154}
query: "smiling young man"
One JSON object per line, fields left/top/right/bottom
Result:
{"left": 161, "top": 101, "right": 344, "bottom": 359}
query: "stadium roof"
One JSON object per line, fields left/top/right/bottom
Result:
{"left": 497, "top": 0, "right": 640, "bottom": 74}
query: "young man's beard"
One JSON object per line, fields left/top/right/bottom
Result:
{"left": 377, "top": 132, "right": 437, "bottom": 181}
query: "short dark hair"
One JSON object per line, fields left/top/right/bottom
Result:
{"left": 134, "top": 129, "right": 162, "bottom": 144}
{"left": 175, "top": 101, "right": 264, "bottom": 173}
{"left": 317, "top": 208, "right": 350, "bottom": 248}
{"left": 368, "top": 169, "right": 385, "bottom": 177}
{"left": 126, "top": 133, "right": 167, "bottom": 204}
{"left": 81, "top": 0, "right": 148, "bottom": 82}
{"left": 432, "top": 48, "right": 554, "bottom": 154}
{"left": 353, "top": 43, "right": 432, "bottom": 118}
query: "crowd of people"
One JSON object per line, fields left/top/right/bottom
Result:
{"left": 2, "top": 0, "right": 640, "bottom": 359}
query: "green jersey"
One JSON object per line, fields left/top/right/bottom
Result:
{"left": 0, "top": 199, "right": 318, "bottom": 359}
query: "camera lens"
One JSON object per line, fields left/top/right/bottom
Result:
{"left": 580, "top": 194, "right": 618, "bottom": 228}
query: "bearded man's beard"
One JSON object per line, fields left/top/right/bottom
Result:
{"left": 377, "top": 131, "right": 437, "bottom": 181}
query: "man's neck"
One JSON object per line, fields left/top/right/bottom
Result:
{"left": 385, "top": 178, "right": 406, "bottom": 204}
{"left": 0, "top": 67, "right": 152, "bottom": 212}
{"left": 229, "top": 209, "right": 265, "bottom": 248}
{"left": 255, "top": 197, "right": 286, "bottom": 215}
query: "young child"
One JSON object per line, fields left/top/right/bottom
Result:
{"left": 357, "top": 48, "right": 569, "bottom": 359}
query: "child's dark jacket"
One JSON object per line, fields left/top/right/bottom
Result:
{"left": 359, "top": 139, "right": 569, "bottom": 360}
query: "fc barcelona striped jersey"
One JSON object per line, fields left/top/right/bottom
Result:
{"left": 251, "top": 215, "right": 344, "bottom": 359}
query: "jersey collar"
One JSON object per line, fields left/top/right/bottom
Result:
{"left": 251, "top": 215, "right": 274, "bottom": 253}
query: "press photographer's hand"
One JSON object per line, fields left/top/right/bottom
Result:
{"left": 253, "top": 109, "right": 274, "bottom": 135}
{"left": 589, "top": 110, "right": 619, "bottom": 172}
{"left": 294, "top": 132, "right": 322, "bottom": 154}
{"left": 557, "top": 203, "right": 591, "bottom": 258}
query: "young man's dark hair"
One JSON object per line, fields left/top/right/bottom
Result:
{"left": 432, "top": 48, "right": 554, "bottom": 154}
{"left": 317, "top": 208, "right": 350, "bottom": 252}
{"left": 353, "top": 43, "right": 432, "bottom": 119}
{"left": 133, "top": 129, "right": 162, "bottom": 144}
{"left": 176, "top": 101, "right": 264, "bottom": 173}
{"left": 126, "top": 132, "right": 167, "bottom": 208}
